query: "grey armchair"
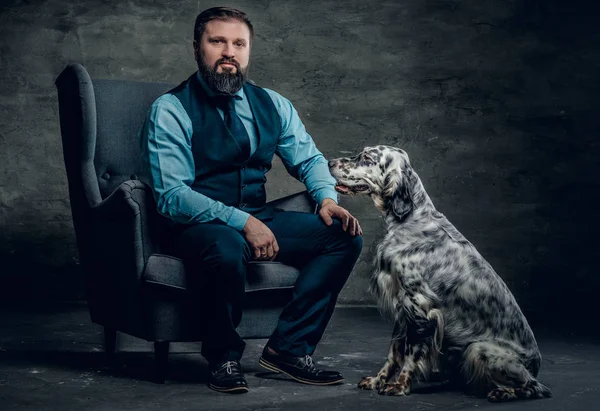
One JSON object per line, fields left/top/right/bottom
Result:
{"left": 55, "top": 64, "right": 316, "bottom": 383}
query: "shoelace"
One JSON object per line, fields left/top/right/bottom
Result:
{"left": 304, "top": 355, "right": 314, "bottom": 370}
{"left": 224, "top": 361, "right": 237, "bottom": 375}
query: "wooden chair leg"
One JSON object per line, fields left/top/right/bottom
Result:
{"left": 104, "top": 327, "right": 117, "bottom": 360}
{"left": 154, "top": 341, "right": 170, "bottom": 384}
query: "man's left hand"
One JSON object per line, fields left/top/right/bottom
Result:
{"left": 319, "top": 199, "right": 362, "bottom": 236}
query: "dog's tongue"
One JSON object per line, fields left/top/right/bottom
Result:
{"left": 335, "top": 185, "right": 351, "bottom": 194}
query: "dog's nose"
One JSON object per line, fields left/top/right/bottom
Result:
{"left": 328, "top": 160, "right": 335, "bottom": 168}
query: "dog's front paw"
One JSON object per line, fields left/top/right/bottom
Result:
{"left": 379, "top": 382, "right": 411, "bottom": 396}
{"left": 487, "top": 387, "right": 517, "bottom": 402}
{"left": 358, "top": 376, "right": 383, "bottom": 390}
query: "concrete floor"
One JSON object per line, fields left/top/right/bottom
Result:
{"left": 0, "top": 305, "right": 598, "bottom": 411}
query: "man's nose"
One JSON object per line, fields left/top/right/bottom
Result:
{"left": 222, "top": 43, "right": 235, "bottom": 57}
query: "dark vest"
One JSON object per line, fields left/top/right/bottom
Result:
{"left": 169, "top": 74, "right": 281, "bottom": 220}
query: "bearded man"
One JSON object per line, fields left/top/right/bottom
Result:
{"left": 139, "top": 6, "right": 363, "bottom": 394}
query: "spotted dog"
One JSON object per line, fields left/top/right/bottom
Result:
{"left": 328, "top": 146, "right": 551, "bottom": 402}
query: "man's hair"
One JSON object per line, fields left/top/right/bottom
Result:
{"left": 193, "top": 6, "right": 254, "bottom": 43}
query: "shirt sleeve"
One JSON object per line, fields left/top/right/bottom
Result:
{"left": 138, "top": 94, "right": 250, "bottom": 231}
{"left": 264, "top": 88, "right": 339, "bottom": 205}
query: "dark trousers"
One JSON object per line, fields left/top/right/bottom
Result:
{"left": 171, "top": 210, "right": 363, "bottom": 364}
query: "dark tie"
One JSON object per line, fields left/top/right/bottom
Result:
{"left": 216, "top": 96, "right": 251, "bottom": 160}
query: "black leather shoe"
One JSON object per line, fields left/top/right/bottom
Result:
{"left": 259, "top": 347, "right": 344, "bottom": 385}
{"left": 208, "top": 360, "right": 249, "bottom": 394}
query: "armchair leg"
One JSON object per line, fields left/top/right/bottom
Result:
{"left": 104, "top": 327, "right": 117, "bottom": 360}
{"left": 154, "top": 341, "right": 170, "bottom": 384}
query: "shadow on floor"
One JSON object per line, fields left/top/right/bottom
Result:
{"left": 0, "top": 304, "right": 598, "bottom": 411}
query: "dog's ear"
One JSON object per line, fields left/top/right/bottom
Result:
{"left": 390, "top": 168, "right": 413, "bottom": 221}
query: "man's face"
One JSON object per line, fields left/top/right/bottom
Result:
{"left": 194, "top": 19, "right": 251, "bottom": 94}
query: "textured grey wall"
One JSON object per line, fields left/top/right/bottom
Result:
{"left": 1, "top": 0, "right": 598, "bottom": 328}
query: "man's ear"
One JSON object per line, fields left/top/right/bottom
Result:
{"left": 389, "top": 168, "right": 413, "bottom": 221}
{"left": 193, "top": 40, "right": 200, "bottom": 61}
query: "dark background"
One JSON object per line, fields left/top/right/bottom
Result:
{"left": 0, "top": 0, "right": 598, "bottom": 334}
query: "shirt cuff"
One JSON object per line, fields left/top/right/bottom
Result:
{"left": 226, "top": 208, "right": 251, "bottom": 231}
{"left": 314, "top": 188, "right": 338, "bottom": 206}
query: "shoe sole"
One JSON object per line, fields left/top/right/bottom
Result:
{"left": 208, "top": 383, "right": 249, "bottom": 394}
{"left": 259, "top": 357, "right": 344, "bottom": 386}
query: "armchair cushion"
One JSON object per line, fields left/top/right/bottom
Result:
{"left": 143, "top": 255, "right": 300, "bottom": 293}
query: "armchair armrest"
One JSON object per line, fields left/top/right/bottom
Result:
{"left": 266, "top": 190, "right": 318, "bottom": 214}
{"left": 89, "top": 180, "right": 160, "bottom": 283}
{"left": 82, "top": 180, "right": 162, "bottom": 336}
{"left": 91, "top": 180, "right": 146, "bottom": 217}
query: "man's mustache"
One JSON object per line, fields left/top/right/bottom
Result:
{"left": 215, "top": 58, "right": 240, "bottom": 69}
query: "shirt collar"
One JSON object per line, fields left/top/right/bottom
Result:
{"left": 195, "top": 71, "right": 245, "bottom": 101}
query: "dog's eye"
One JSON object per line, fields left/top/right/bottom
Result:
{"left": 361, "top": 153, "right": 376, "bottom": 165}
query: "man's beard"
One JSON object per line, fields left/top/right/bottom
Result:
{"left": 198, "top": 56, "right": 248, "bottom": 95}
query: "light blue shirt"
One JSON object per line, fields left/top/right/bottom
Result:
{"left": 139, "top": 72, "right": 338, "bottom": 231}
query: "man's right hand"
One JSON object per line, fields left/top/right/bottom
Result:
{"left": 242, "top": 215, "right": 279, "bottom": 260}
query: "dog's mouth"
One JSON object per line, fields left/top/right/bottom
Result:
{"left": 335, "top": 184, "right": 370, "bottom": 194}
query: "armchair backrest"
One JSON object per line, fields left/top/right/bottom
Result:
{"left": 55, "top": 64, "right": 174, "bottom": 206}
{"left": 93, "top": 77, "right": 174, "bottom": 199}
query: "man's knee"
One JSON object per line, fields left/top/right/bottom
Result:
{"left": 347, "top": 233, "right": 363, "bottom": 257}
{"left": 328, "top": 220, "right": 363, "bottom": 255}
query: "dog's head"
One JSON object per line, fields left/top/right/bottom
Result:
{"left": 329, "top": 145, "right": 415, "bottom": 220}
